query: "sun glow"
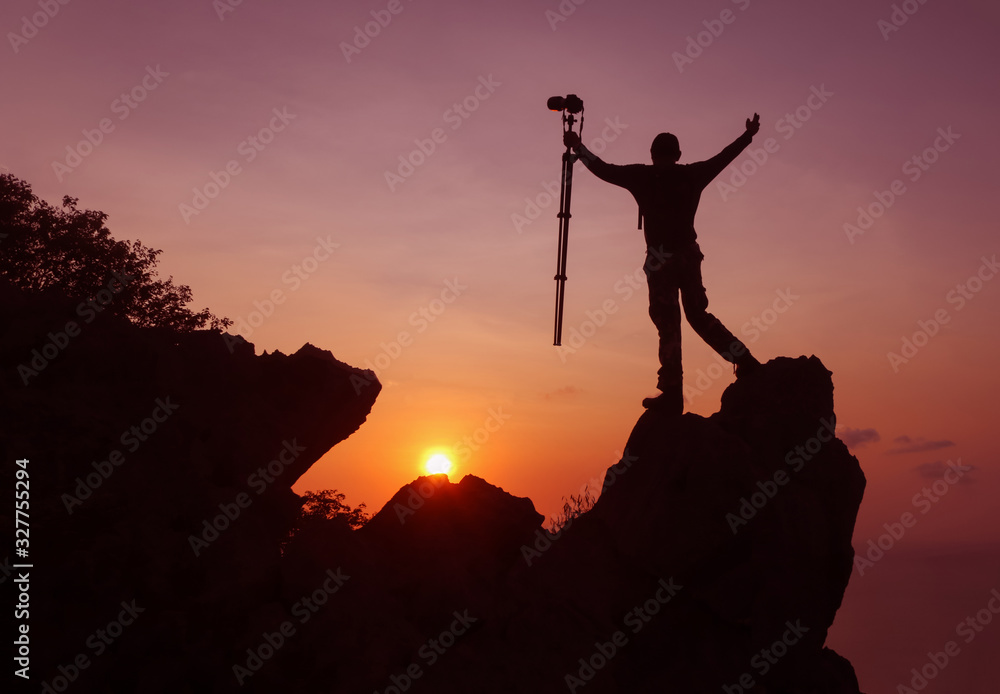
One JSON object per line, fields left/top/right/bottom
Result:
{"left": 424, "top": 453, "right": 453, "bottom": 476}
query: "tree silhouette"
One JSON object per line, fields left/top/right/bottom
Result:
{"left": 297, "top": 489, "right": 370, "bottom": 530}
{"left": 0, "top": 173, "right": 230, "bottom": 331}
{"left": 282, "top": 490, "right": 369, "bottom": 555}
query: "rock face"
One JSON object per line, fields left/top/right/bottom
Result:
{"left": 1, "top": 281, "right": 866, "bottom": 693}
{"left": 313, "top": 357, "right": 861, "bottom": 694}
{"left": 585, "top": 355, "right": 867, "bottom": 692}
{"left": 278, "top": 357, "right": 866, "bottom": 694}
{"left": 0, "top": 283, "right": 380, "bottom": 692}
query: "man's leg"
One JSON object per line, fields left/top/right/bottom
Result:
{"left": 677, "top": 246, "right": 759, "bottom": 373}
{"left": 644, "top": 254, "right": 683, "bottom": 411}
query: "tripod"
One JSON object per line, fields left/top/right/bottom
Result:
{"left": 553, "top": 109, "right": 583, "bottom": 346}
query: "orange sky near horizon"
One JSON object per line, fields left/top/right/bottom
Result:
{"left": 4, "top": 0, "right": 1000, "bottom": 690}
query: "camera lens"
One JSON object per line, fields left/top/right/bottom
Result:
{"left": 547, "top": 96, "right": 566, "bottom": 111}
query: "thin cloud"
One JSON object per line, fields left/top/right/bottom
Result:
{"left": 543, "top": 386, "right": 582, "bottom": 401}
{"left": 889, "top": 435, "right": 956, "bottom": 454}
{"left": 915, "top": 460, "right": 976, "bottom": 484}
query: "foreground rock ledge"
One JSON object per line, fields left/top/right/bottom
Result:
{"left": 2, "top": 282, "right": 864, "bottom": 694}
{"left": 283, "top": 355, "right": 866, "bottom": 694}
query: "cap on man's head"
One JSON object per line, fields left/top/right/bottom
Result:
{"left": 651, "top": 133, "right": 680, "bottom": 163}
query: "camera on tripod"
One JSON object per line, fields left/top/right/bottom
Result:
{"left": 547, "top": 94, "right": 584, "bottom": 114}
{"left": 547, "top": 93, "right": 585, "bottom": 346}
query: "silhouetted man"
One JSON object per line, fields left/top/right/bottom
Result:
{"left": 564, "top": 114, "right": 762, "bottom": 414}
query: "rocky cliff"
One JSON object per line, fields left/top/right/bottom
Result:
{"left": 2, "top": 282, "right": 866, "bottom": 693}
{"left": 0, "top": 283, "right": 380, "bottom": 692}
{"left": 276, "top": 357, "right": 867, "bottom": 693}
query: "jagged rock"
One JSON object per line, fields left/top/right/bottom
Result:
{"left": 0, "top": 283, "right": 380, "bottom": 693}
{"left": 586, "top": 356, "right": 866, "bottom": 692}
{"left": 281, "top": 356, "right": 866, "bottom": 694}
{"left": 2, "top": 278, "right": 866, "bottom": 694}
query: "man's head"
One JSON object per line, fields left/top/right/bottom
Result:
{"left": 651, "top": 133, "right": 681, "bottom": 164}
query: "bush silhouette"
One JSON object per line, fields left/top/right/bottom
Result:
{"left": 0, "top": 172, "right": 230, "bottom": 331}
{"left": 291, "top": 489, "right": 370, "bottom": 534}
{"left": 549, "top": 485, "right": 596, "bottom": 533}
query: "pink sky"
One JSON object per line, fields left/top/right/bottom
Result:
{"left": 4, "top": 0, "right": 999, "bottom": 689}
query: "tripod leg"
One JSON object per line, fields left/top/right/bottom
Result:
{"left": 554, "top": 147, "right": 575, "bottom": 346}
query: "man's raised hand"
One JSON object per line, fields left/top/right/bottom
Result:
{"left": 745, "top": 113, "right": 760, "bottom": 137}
{"left": 564, "top": 130, "right": 581, "bottom": 150}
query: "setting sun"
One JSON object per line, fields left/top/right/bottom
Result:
{"left": 424, "top": 453, "right": 453, "bottom": 476}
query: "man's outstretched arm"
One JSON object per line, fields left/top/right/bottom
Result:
{"left": 693, "top": 113, "right": 760, "bottom": 185}
{"left": 564, "top": 131, "right": 637, "bottom": 188}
